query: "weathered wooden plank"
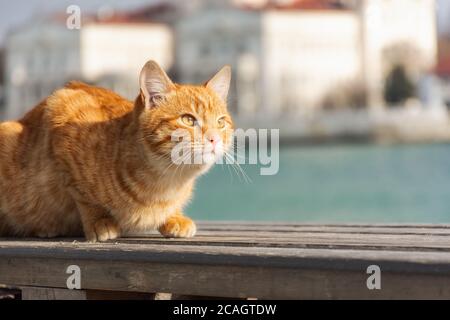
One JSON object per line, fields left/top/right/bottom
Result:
{"left": 2, "top": 257, "right": 450, "bottom": 299}
{"left": 133, "top": 229, "right": 450, "bottom": 240}
{"left": 19, "top": 286, "right": 160, "bottom": 300}
{"left": 20, "top": 287, "right": 88, "bottom": 300}
{"left": 195, "top": 229, "right": 450, "bottom": 238}
{"left": 199, "top": 226, "right": 450, "bottom": 235}
{"left": 196, "top": 223, "right": 450, "bottom": 235}
{"left": 4, "top": 231, "right": 450, "bottom": 251}
{"left": 123, "top": 229, "right": 450, "bottom": 251}
{"left": 2, "top": 223, "right": 450, "bottom": 299}
{"left": 2, "top": 240, "right": 450, "bottom": 273}
{"left": 198, "top": 221, "right": 450, "bottom": 229}
{"left": 5, "top": 236, "right": 450, "bottom": 252}
{"left": 118, "top": 236, "right": 450, "bottom": 251}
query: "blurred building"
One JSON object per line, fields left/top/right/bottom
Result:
{"left": 0, "top": 48, "right": 4, "bottom": 115}
{"left": 357, "top": 0, "right": 438, "bottom": 108}
{"left": 177, "top": 0, "right": 438, "bottom": 117}
{"left": 2, "top": 0, "right": 439, "bottom": 121}
{"left": 176, "top": 2, "right": 261, "bottom": 116}
{"left": 120, "top": 1, "right": 201, "bottom": 25}
{"left": 436, "top": 38, "right": 450, "bottom": 108}
{"left": 4, "top": 14, "right": 173, "bottom": 120}
{"left": 177, "top": 1, "right": 358, "bottom": 117}
{"left": 437, "top": 0, "right": 450, "bottom": 37}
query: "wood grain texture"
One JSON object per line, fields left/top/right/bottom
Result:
{"left": 19, "top": 286, "right": 159, "bottom": 300}
{"left": 1, "top": 222, "right": 450, "bottom": 299}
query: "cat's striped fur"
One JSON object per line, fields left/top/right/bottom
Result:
{"left": 0, "top": 60, "right": 232, "bottom": 241}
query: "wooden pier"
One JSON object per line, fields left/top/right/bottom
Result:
{"left": 1, "top": 222, "right": 450, "bottom": 299}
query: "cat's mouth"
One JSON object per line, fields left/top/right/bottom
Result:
{"left": 170, "top": 141, "right": 226, "bottom": 167}
{"left": 191, "top": 149, "right": 217, "bottom": 165}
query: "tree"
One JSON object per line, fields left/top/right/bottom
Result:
{"left": 383, "top": 64, "right": 416, "bottom": 106}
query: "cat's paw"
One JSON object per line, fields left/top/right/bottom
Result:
{"left": 86, "top": 218, "right": 121, "bottom": 242}
{"left": 159, "top": 214, "right": 196, "bottom": 238}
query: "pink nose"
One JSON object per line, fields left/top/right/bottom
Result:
{"left": 208, "top": 134, "right": 220, "bottom": 148}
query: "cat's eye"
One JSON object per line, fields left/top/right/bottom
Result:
{"left": 181, "top": 114, "right": 197, "bottom": 127}
{"left": 217, "top": 117, "right": 227, "bottom": 129}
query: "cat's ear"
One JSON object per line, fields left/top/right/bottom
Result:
{"left": 139, "top": 60, "right": 174, "bottom": 109}
{"left": 205, "top": 65, "right": 231, "bottom": 102}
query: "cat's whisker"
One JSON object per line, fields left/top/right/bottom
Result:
{"left": 225, "top": 160, "right": 234, "bottom": 183}
{"left": 222, "top": 152, "right": 243, "bottom": 182}
{"left": 223, "top": 153, "right": 240, "bottom": 182}
{"left": 223, "top": 151, "right": 252, "bottom": 184}
{"left": 224, "top": 143, "right": 249, "bottom": 162}
{"left": 155, "top": 151, "right": 191, "bottom": 187}
{"left": 222, "top": 147, "right": 247, "bottom": 162}
{"left": 175, "top": 152, "right": 193, "bottom": 180}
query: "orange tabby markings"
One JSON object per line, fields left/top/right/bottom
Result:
{"left": 0, "top": 60, "right": 232, "bottom": 242}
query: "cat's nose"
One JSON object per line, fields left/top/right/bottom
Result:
{"left": 208, "top": 134, "right": 220, "bottom": 149}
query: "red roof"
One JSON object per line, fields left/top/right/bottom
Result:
{"left": 436, "top": 56, "right": 450, "bottom": 77}
{"left": 238, "top": 0, "right": 348, "bottom": 11}
{"left": 94, "top": 3, "right": 179, "bottom": 24}
{"left": 46, "top": 0, "right": 348, "bottom": 27}
{"left": 47, "top": 3, "right": 178, "bottom": 25}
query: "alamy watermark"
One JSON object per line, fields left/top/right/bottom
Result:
{"left": 366, "top": 265, "right": 381, "bottom": 290}
{"left": 66, "top": 265, "right": 81, "bottom": 290}
{"left": 66, "top": 5, "right": 81, "bottom": 30}
{"left": 170, "top": 128, "right": 279, "bottom": 176}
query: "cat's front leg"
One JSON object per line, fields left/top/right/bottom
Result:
{"left": 76, "top": 201, "right": 121, "bottom": 242}
{"left": 158, "top": 212, "right": 197, "bottom": 238}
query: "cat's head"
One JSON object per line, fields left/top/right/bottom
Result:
{"left": 136, "top": 60, "right": 233, "bottom": 175}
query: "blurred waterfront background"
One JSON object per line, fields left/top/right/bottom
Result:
{"left": 1, "top": 0, "right": 450, "bottom": 222}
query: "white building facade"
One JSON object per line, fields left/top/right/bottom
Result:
{"left": 176, "top": 6, "right": 261, "bottom": 115}
{"left": 261, "top": 10, "right": 361, "bottom": 115}
{"left": 4, "top": 19, "right": 172, "bottom": 120}
{"left": 176, "top": 0, "right": 438, "bottom": 118}
{"left": 4, "top": 0, "right": 438, "bottom": 121}
{"left": 358, "top": 0, "right": 438, "bottom": 107}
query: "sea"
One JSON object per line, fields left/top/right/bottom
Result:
{"left": 186, "top": 143, "right": 450, "bottom": 223}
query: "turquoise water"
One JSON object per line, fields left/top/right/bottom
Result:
{"left": 186, "top": 144, "right": 450, "bottom": 223}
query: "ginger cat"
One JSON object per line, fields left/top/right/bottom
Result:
{"left": 0, "top": 60, "right": 233, "bottom": 242}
